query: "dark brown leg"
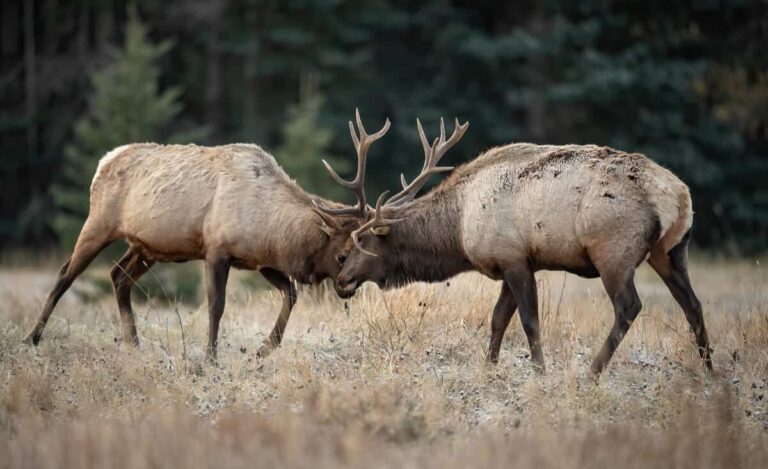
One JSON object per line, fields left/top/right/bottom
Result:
{"left": 590, "top": 269, "right": 642, "bottom": 375}
{"left": 23, "top": 223, "right": 113, "bottom": 345}
{"left": 504, "top": 264, "right": 545, "bottom": 371}
{"left": 486, "top": 282, "right": 518, "bottom": 364}
{"left": 109, "top": 247, "right": 154, "bottom": 345}
{"left": 256, "top": 267, "right": 297, "bottom": 358}
{"left": 648, "top": 233, "right": 712, "bottom": 370}
{"left": 204, "top": 257, "right": 230, "bottom": 362}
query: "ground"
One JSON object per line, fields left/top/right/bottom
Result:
{"left": 1, "top": 258, "right": 767, "bottom": 468}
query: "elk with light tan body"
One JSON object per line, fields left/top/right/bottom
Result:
{"left": 24, "top": 111, "right": 389, "bottom": 361}
{"left": 325, "top": 118, "right": 712, "bottom": 375}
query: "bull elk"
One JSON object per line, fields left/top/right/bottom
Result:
{"left": 24, "top": 110, "right": 389, "bottom": 361}
{"left": 323, "top": 118, "right": 712, "bottom": 375}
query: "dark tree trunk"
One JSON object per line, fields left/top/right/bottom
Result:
{"left": 205, "top": 4, "right": 223, "bottom": 136}
{"left": 23, "top": 0, "right": 37, "bottom": 159}
{"left": 241, "top": 2, "right": 262, "bottom": 141}
{"left": 525, "top": 6, "right": 547, "bottom": 143}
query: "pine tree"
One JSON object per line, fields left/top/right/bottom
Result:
{"left": 52, "top": 8, "right": 188, "bottom": 249}
{"left": 274, "top": 92, "right": 351, "bottom": 201}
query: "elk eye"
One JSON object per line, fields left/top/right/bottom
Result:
{"left": 336, "top": 255, "right": 347, "bottom": 264}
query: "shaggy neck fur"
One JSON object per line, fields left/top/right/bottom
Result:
{"left": 381, "top": 189, "right": 471, "bottom": 288}
{"left": 285, "top": 194, "right": 345, "bottom": 283}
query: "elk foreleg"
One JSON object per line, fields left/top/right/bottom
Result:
{"left": 504, "top": 264, "right": 545, "bottom": 371}
{"left": 486, "top": 282, "right": 518, "bottom": 364}
{"left": 256, "top": 268, "right": 297, "bottom": 358}
{"left": 204, "top": 256, "right": 230, "bottom": 363}
{"left": 590, "top": 270, "right": 642, "bottom": 375}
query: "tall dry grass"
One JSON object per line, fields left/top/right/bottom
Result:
{"left": 0, "top": 259, "right": 766, "bottom": 468}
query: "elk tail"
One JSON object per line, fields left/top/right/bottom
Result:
{"left": 656, "top": 184, "right": 693, "bottom": 255}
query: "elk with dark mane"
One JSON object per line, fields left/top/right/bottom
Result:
{"left": 322, "top": 118, "right": 711, "bottom": 375}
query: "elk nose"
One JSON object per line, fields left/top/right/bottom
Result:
{"left": 336, "top": 277, "right": 358, "bottom": 292}
{"left": 335, "top": 273, "right": 347, "bottom": 287}
{"left": 334, "top": 277, "right": 357, "bottom": 299}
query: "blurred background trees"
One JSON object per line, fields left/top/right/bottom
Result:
{"left": 275, "top": 87, "right": 350, "bottom": 200}
{"left": 1, "top": 0, "right": 766, "bottom": 254}
{"left": 51, "top": 8, "right": 198, "bottom": 250}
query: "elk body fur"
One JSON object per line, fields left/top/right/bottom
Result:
{"left": 336, "top": 138, "right": 711, "bottom": 374}
{"left": 457, "top": 144, "right": 691, "bottom": 280}
{"left": 24, "top": 142, "right": 359, "bottom": 360}
{"left": 90, "top": 143, "right": 333, "bottom": 275}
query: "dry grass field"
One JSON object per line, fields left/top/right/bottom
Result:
{"left": 1, "top": 257, "right": 767, "bottom": 468}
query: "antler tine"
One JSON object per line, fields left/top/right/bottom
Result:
{"left": 352, "top": 190, "right": 409, "bottom": 256}
{"left": 439, "top": 117, "right": 446, "bottom": 145}
{"left": 385, "top": 117, "right": 468, "bottom": 207}
{"left": 348, "top": 120, "right": 360, "bottom": 151}
{"left": 351, "top": 191, "right": 390, "bottom": 257}
{"left": 361, "top": 107, "right": 391, "bottom": 141}
{"left": 355, "top": 108, "right": 366, "bottom": 137}
{"left": 391, "top": 135, "right": 438, "bottom": 201}
{"left": 416, "top": 118, "right": 433, "bottom": 173}
{"left": 433, "top": 117, "right": 468, "bottom": 164}
{"left": 319, "top": 108, "right": 391, "bottom": 216}
{"left": 321, "top": 159, "right": 355, "bottom": 189}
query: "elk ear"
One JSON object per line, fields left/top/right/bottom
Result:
{"left": 312, "top": 207, "right": 341, "bottom": 236}
{"left": 370, "top": 224, "right": 390, "bottom": 236}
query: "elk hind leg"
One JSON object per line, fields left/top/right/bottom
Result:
{"left": 256, "top": 267, "right": 297, "bottom": 358}
{"left": 23, "top": 220, "right": 115, "bottom": 345}
{"left": 110, "top": 247, "right": 154, "bottom": 345}
{"left": 648, "top": 231, "right": 712, "bottom": 370}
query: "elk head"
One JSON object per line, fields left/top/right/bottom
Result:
{"left": 313, "top": 109, "right": 391, "bottom": 297}
{"left": 332, "top": 117, "right": 468, "bottom": 294}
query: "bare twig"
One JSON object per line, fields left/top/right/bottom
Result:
{"left": 174, "top": 305, "right": 188, "bottom": 373}
{"left": 555, "top": 272, "right": 567, "bottom": 321}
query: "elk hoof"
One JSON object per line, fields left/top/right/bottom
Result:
{"left": 255, "top": 342, "right": 276, "bottom": 359}
{"left": 205, "top": 349, "right": 220, "bottom": 367}
{"left": 484, "top": 354, "right": 500, "bottom": 366}
{"left": 22, "top": 331, "right": 40, "bottom": 346}
{"left": 587, "top": 365, "right": 604, "bottom": 384}
{"left": 122, "top": 335, "right": 140, "bottom": 347}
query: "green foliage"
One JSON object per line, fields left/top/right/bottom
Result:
{"left": 274, "top": 93, "right": 350, "bottom": 201}
{"left": 50, "top": 9, "right": 191, "bottom": 250}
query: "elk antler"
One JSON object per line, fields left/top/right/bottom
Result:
{"left": 350, "top": 116, "right": 467, "bottom": 257}
{"left": 350, "top": 191, "right": 396, "bottom": 256}
{"left": 318, "top": 108, "right": 390, "bottom": 217}
{"left": 385, "top": 117, "right": 468, "bottom": 207}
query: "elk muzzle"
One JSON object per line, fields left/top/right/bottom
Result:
{"left": 334, "top": 276, "right": 359, "bottom": 298}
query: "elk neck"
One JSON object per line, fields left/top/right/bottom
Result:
{"left": 256, "top": 190, "right": 334, "bottom": 284}
{"left": 382, "top": 190, "right": 471, "bottom": 287}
